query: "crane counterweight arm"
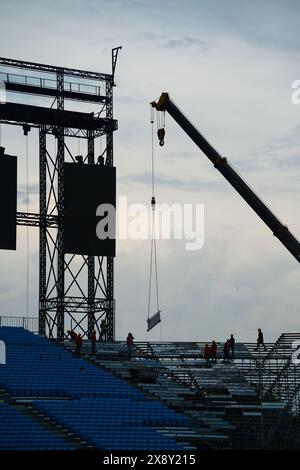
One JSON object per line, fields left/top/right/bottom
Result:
{"left": 151, "top": 92, "right": 300, "bottom": 263}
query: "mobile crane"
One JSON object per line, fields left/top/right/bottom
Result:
{"left": 151, "top": 93, "right": 300, "bottom": 263}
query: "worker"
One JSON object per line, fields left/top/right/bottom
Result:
{"left": 211, "top": 340, "right": 217, "bottom": 363}
{"left": 100, "top": 319, "right": 107, "bottom": 342}
{"left": 204, "top": 343, "right": 211, "bottom": 367}
{"left": 67, "top": 330, "right": 77, "bottom": 342}
{"left": 91, "top": 329, "right": 97, "bottom": 358}
{"left": 229, "top": 334, "right": 235, "bottom": 359}
{"left": 76, "top": 333, "right": 82, "bottom": 357}
{"left": 223, "top": 340, "right": 230, "bottom": 363}
{"left": 126, "top": 332, "right": 134, "bottom": 355}
{"left": 255, "top": 328, "right": 267, "bottom": 352}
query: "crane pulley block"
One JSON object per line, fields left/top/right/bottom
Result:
{"left": 157, "top": 128, "right": 165, "bottom": 146}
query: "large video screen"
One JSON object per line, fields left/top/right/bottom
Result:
{"left": 64, "top": 163, "right": 116, "bottom": 257}
{"left": 0, "top": 154, "right": 17, "bottom": 250}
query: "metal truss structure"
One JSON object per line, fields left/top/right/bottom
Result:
{"left": 0, "top": 49, "right": 121, "bottom": 340}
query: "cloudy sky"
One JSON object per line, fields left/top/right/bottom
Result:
{"left": 0, "top": 0, "right": 299, "bottom": 342}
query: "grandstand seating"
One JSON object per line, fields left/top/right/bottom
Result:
{"left": 0, "top": 327, "right": 187, "bottom": 450}
{"left": 0, "top": 326, "right": 298, "bottom": 450}
{"left": 34, "top": 398, "right": 186, "bottom": 450}
{"left": 0, "top": 402, "right": 73, "bottom": 450}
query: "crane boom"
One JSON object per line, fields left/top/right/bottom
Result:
{"left": 151, "top": 92, "right": 300, "bottom": 263}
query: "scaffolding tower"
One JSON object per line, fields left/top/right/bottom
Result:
{"left": 0, "top": 50, "right": 121, "bottom": 340}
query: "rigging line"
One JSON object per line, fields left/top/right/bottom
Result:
{"left": 153, "top": 226, "right": 159, "bottom": 312}
{"left": 26, "top": 133, "right": 29, "bottom": 320}
{"left": 147, "top": 109, "right": 155, "bottom": 320}
{"left": 150, "top": 107, "right": 155, "bottom": 197}
{"left": 147, "top": 231, "right": 154, "bottom": 320}
{"left": 147, "top": 106, "right": 161, "bottom": 325}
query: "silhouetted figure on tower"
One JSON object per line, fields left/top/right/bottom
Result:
{"left": 100, "top": 319, "right": 107, "bottom": 342}
{"left": 229, "top": 334, "right": 235, "bottom": 359}
{"left": 211, "top": 340, "right": 217, "bottom": 363}
{"left": 255, "top": 328, "right": 267, "bottom": 352}
{"left": 223, "top": 340, "right": 230, "bottom": 363}
{"left": 204, "top": 343, "right": 211, "bottom": 367}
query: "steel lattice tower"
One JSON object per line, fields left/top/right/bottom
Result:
{"left": 0, "top": 49, "right": 121, "bottom": 340}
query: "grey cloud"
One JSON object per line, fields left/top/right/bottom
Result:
{"left": 18, "top": 182, "right": 39, "bottom": 194}
{"left": 135, "top": 31, "right": 208, "bottom": 52}
{"left": 163, "top": 150, "right": 196, "bottom": 160}
{"left": 162, "top": 36, "right": 208, "bottom": 51}
{"left": 17, "top": 182, "right": 39, "bottom": 205}
{"left": 195, "top": 0, "right": 300, "bottom": 53}
{"left": 254, "top": 125, "right": 300, "bottom": 156}
{"left": 135, "top": 32, "right": 164, "bottom": 41}
{"left": 120, "top": 171, "right": 223, "bottom": 192}
{"left": 240, "top": 125, "right": 300, "bottom": 172}
{"left": 134, "top": 1, "right": 300, "bottom": 54}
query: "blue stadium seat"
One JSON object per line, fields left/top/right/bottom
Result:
{"left": 0, "top": 327, "right": 187, "bottom": 450}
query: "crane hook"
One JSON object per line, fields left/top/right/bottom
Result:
{"left": 157, "top": 128, "right": 165, "bottom": 147}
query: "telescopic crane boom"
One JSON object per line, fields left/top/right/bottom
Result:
{"left": 151, "top": 92, "right": 300, "bottom": 263}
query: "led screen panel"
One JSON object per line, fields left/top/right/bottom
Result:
{"left": 0, "top": 154, "right": 17, "bottom": 250}
{"left": 64, "top": 163, "right": 116, "bottom": 257}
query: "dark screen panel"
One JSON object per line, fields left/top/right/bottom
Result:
{"left": 64, "top": 163, "right": 116, "bottom": 256}
{"left": 0, "top": 155, "right": 17, "bottom": 250}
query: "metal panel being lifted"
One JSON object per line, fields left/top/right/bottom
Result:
{"left": 0, "top": 148, "right": 17, "bottom": 250}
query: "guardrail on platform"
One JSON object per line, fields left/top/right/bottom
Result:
{"left": 0, "top": 316, "right": 38, "bottom": 333}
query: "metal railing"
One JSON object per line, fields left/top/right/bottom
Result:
{"left": 0, "top": 315, "right": 38, "bottom": 333}
{"left": 0, "top": 71, "right": 102, "bottom": 95}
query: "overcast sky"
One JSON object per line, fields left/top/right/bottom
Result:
{"left": 0, "top": 0, "right": 299, "bottom": 342}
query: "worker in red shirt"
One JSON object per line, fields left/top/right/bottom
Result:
{"left": 211, "top": 340, "right": 217, "bottom": 363}
{"left": 204, "top": 343, "right": 211, "bottom": 367}
{"left": 91, "top": 329, "right": 97, "bottom": 358}
{"left": 76, "top": 333, "right": 82, "bottom": 357}
{"left": 126, "top": 332, "right": 134, "bottom": 355}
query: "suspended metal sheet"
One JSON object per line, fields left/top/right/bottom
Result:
{"left": 147, "top": 310, "right": 161, "bottom": 332}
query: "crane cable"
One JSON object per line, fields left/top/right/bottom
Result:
{"left": 25, "top": 133, "right": 29, "bottom": 321}
{"left": 147, "top": 107, "right": 160, "bottom": 321}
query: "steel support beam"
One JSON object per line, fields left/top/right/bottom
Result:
{"left": 106, "top": 79, "right": 115, "bottom": 341}
{"left": 56, "top": 71, "right": 65, "bottom": 341}
{"left": 87, "top": 130, "right": 95, "bottom": 336}
{"left": 39, "top": 126, "right": 47, "bottom": 336}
